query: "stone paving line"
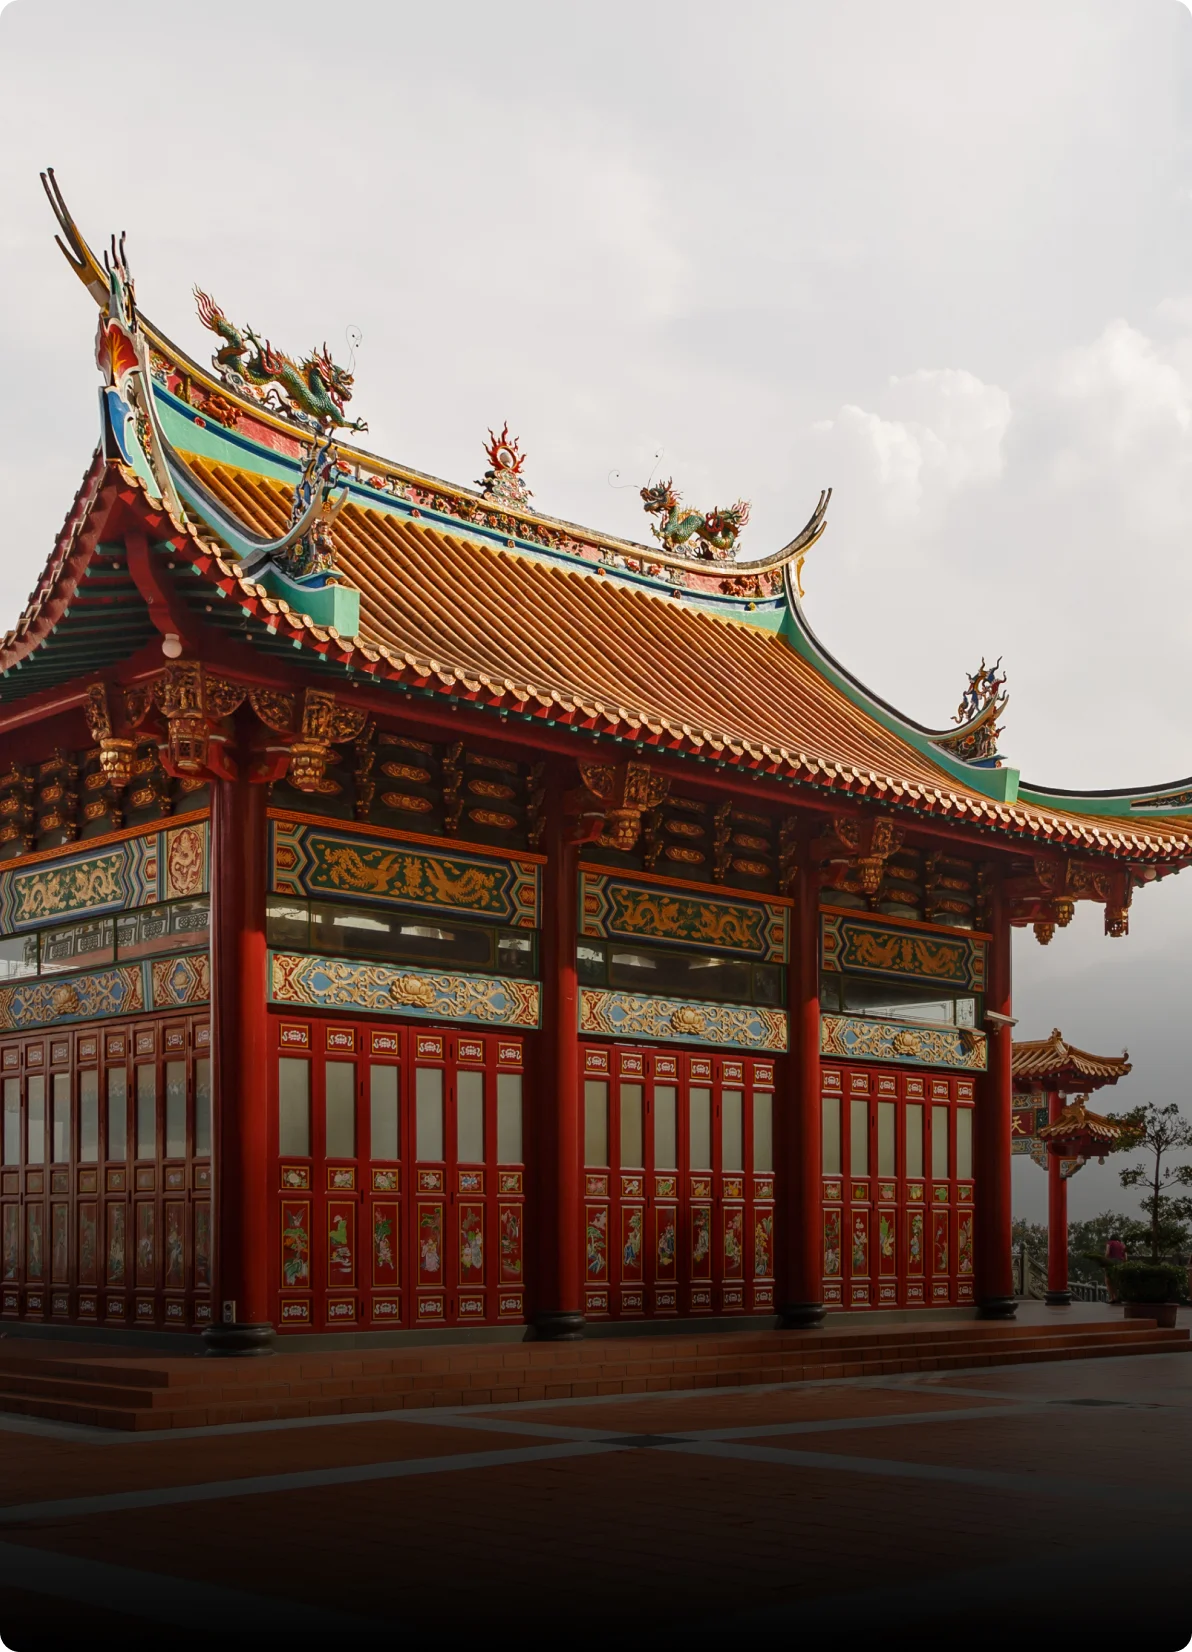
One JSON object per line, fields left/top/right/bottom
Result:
{"left": 0, "top": 1386, "right": 1185, "bottom": 1529}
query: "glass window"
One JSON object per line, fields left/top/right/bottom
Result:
{"left": 932, "top": 1105, "right": 950, "bottom": 1179}
{"left": 877, "top": 1101, "right": 896, "bottom": 1177}
{"left": 496, "top": 931, "right": 535, "bottom": 978}
{"left": 608, "top": 947, "right": 752, "bottom": 1005}
{"left": 576, "top": 943, "right": 606, "bottom": 986}
{"left": 849, "top": 1097, "right": 869, "bottom": 1177}
{"left": 416, "top": 1067, "right": 444, "bottom": 1161}
{"left": 654, "top": 1084, "right": 677, "bottom": 1170}
{"left": 52, "top": 1072, "right": 70, "bottom": 1162}
{"left": 265, "top": 897, "right": 310, "bottom": 951}
{"left": 165, "top": 1061, "right": 186, "bottom": 1157}
{"left": 194, "top": 1058, "right": 211, "bottom": 1156}
{"left": 3, "top": 1077, "right": 19, "bottom": 1164}
{"left": 619, "top": 1083, "right": 643, "bottom": 1169}
{"left": 117, "top": 899, "right": 209, "bottom": 960}
{"left": 107, "top": 1067, "right": 127, "bottom": 1160}
{"left": 0, "top": 933, "right": 37, "bottom": 982}
{"left": 583, "top": 1079, "right": 608, "bottom": 1166}
{"left": 370, "top": 1064, "right": 399, "bottom": 1160}
{"left": 136, "top": 1065, "right": 156, "bottom": 1160}
{"left": 752, "top": 965, "right": 784, "bottom": 1007}
{"left": 277, "top": 1058, "right": 310, "bottom": 1156}
{"left": 39, "top": 918, "right": 115, "bottom": 975}
{"left": 26, "top": 1075, "right": 45, "bottom": 1165}
{"left": 956, "top": 1106, "right": 973, "bottom": 1180}
{"left": 754, "top": 1091, "right": 773, "bottom": 1173}
{"left": 722, "top": 1089, "right": 744, "bottom": 1173}
{"left": 497, "top": 1073, "right": 523, "bottom": 1163}
{"left": 689, "top": 1087, "right": 712, "bottom": 1171}
{"left": 821, "top": 1094, "right": 841, "bottom": 1175}
{"left": 79, "top": 1070, "right": 98, "bottom": 1164}
{"left": 325, "top": 1061, "right": 356, "bottom": 1158}
{"left": 457, "top": 1069, "right": 484, "bottom": 1163}
{"left": 309, "top": 902, "right": 497, "bottom": 972}
{"left": 836, "top": 972, "right": 977, "bottom": 1028}
{"left": 905, "top": 1103, "right": 924, "bottom": 1178}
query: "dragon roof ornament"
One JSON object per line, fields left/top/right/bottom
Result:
{"left": 640, "top": 478, "right": 752, "bottom": 564}
{"left": 193, "top": 289, "right": 366, "bottom": 434}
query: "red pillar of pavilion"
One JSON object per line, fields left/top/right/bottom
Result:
{"left": 779, "top": 844, "right": 826, "bottom": 1329}
{"left": 203, "top": 770, "right": 274, "bottom": 1355}
{"left": 976, "top": 875, "right": 1017, "bottom": 1318}
{"left": 1045, "top": 1088, "right": 1071, "bottom": 1305}
{"left": 532, "top": 765, "right": 585, "bottom": 1339}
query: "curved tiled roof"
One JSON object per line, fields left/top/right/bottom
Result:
{"left": 1012, "top": 1028, "right": 1131, "bottom": 1090}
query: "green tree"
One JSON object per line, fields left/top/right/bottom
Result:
{"left": 1067, "top": 1211, "right": 1150, "bottom": 1284}
{"left": 1011, "top": 1218, "right": 1047, "bottom": 1261}
{"left": 1110, "top": 1103, "right": 1192, "bottom": 1263}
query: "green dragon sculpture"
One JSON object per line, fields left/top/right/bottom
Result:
{"left": 640, "top": 478, "right": 751, "bottom": 561}
{"left": 193, "top": 289, "right": 367, "bottom": 433}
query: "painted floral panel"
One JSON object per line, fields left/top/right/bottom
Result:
{"left": 879, "top": 1210, "right": 896, "bottom": 1275}
{"left": 957, "top": 1211, "right": 974, "bottom": 1277}
{"left": 418, "top": 1202, "right": 443, "bottom": 1283}
{"left": 850, "top": 1211, "right": 869, "bottom": 1277}
{"left": 753, "top": 1210, "right": 773, "bottom": 1280}
{"left": 106, "top": 1203, "right": 126, "bottom": 1285}
{"left": 135, "top": 1202, "right": 155, "bottom": 1287}
{"left": 194, "top": 1203, "right": 212, "bottom": 1289}
{"left": 372, "top": 1202, "right": 398, "bottom": 1286}
{"left": 327, "top": 1201, "right": 355, "bottom": 1288}
{"left": 655, "top": 1206, "right": 677, "bottom": 1280}
{"left": 621, "top": 1206, "right": 643, "bottom": 1281}
{"left": 51, "top": 1203, "right": 69, "bottom": 1282}
{"left": 458, "top": 1202, "right": 484, "bottom": 1284}
{"left": 281, "top": 1202, "right": 310, "bottom": 1289}
{"left": 907, "top": 1209, "right": 925, "bottom": 1276}
{"left": 78, "top": 1202, "right": 97, "bottom": 1284}
{"left": 723, "top": 1208, "right": 744, "bottom": 1279}
{"left": 498, "top": 1202, "right": 523, "bottom": 1283}
{"left": 823, "top": 1209, "right": 842, "bottom": 1278}
{"left": 585, "top": 1204, "right": 608, "bottom": 1281}
{"left": 164, "top": 1201, "right": 186, "bottom": 1290}
{"left": 691, "top": 1205, "right": 712, "bottom": 1280}
{"left": 933, "top": 1210, "right": 949, "bottom": 1275}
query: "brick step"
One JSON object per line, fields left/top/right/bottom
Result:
{"left": 0, "top": 1321, "right": 1184, "bottom": 1431}
{"left": 0, "top": 1323, "right": 1174, "bottom": 1412}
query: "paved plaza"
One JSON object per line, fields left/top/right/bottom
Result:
{"left": 0, "top": 1319, "right": 1190, "bottom": 1649}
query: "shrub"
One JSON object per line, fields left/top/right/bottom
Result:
{"left": 1115, "top": 1261, "right": 1185, "bottom": 1303}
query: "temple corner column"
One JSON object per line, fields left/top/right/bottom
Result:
{"left": 1045, "top": 1089, "right": 1071, "bottom": 1306}
{"left": 203, "top": 768, "right": 274, "bottom": 1356}
{"left": 976, "top": 873, "right": 1017, "bottom": 1320}
{"left": 532, "top": 762, "right": 585, "bottom": 1341}
{"left": 778, "top": 842, "right": 826, "bottom": 1330}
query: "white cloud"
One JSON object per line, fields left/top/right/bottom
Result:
{"left": 816, "top": 368, "right": 1012, "bottom": 519}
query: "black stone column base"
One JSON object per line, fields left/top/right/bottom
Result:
{"left": 976, "top": 1296, "right": 1019, "bottom": 1321}
{"left": 777, "top": 1300, "right": 826, "bottom": 1330}
{"left": 533, "top": 1310, "right": 586, "bottom": 1341}
{"left": 1044, "top": 1289, "right": 1072, "bottom": 1307}
{"left": 202, "top": 1322, "right": 276, "bottom": 1357}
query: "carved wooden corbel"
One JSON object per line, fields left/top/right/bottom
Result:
{"left": 566, "top": 759, "right": 670, "bottom": 851}
{"left": 814, "top": 814, "right": 905, "bottom": 902}
{"left": 83, "top": 683, "right": 139, "bottom": 791}
{"left": 149, "top": 662, "right": 246, "bottom": 781}
{"left": 1009, "top": 854, "right": 1136, "bottom": 942}
{"left": 246, "top": 685, "right": 368, "bottom": 791}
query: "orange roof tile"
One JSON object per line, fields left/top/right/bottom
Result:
{"left": 1012, "top": 1029, "right": 1132, "bottom": 1089}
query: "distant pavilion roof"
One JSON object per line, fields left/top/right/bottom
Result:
{"left": 1012, "top": 1028, "right": 1132, "bottom": 1092}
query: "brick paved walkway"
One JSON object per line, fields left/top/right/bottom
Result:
{"left": 0, "top": 1343, "right": 1189, "bottom": 1650}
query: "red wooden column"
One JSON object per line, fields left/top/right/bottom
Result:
{"left": 976, "top": 874, "right": 1017, "bottom": 1319}
{"left": 203, "top": 770, "right": 274, "bottom": 1354}
{"left": 532, "top": 763, "right": 584, "bottom": 1339}
{"left": 1045, "top": 1088, "right": 1071, "bottom": 1305}
{"left": 778, "top": 842, "right": 825, "bottom": 1329}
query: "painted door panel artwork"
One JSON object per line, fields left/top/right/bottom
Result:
{"left": 0, "top": 1013, "right": 212, "bottom": 1328}
{"left": 579, "top": 1043, "right": 776, "bottom": 1320}
{"left": 820, "top": 1061, "right": 975, "bottom": 1309}
{"left": 270, "top": 1017, "right": 526, "bottom": 1330}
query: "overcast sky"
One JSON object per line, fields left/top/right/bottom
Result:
{"left": 2, "top": 0, "right": 1192, "bottom": 1224}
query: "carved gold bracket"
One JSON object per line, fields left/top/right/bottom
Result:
{"left": 814, "top": 815, "right": 905, "bottom": 903}
{"left": 566, "top": 759, "right": 670, "bottom": 851}
{"left": 1009, "top": 854, "right": 1138, "bottom": 942}
{"left": 150, "top": 662, "right": 246, "bottom": 781}
{"left": 248, "top": 685, "right": 368, "bottom": 791}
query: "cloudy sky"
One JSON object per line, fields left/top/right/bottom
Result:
{"left": 2, "top": 0, "right": 1191, "bottom": 1222}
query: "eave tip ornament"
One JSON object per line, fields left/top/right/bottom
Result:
{"left": 932, "top": 657, "right": 1009, "bottom": 769}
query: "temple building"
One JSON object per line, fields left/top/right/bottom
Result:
{"left": 2, "top": 172, "right": 1191, "bottom": 1352}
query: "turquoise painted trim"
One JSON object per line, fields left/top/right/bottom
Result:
{"left": 0, "top": 948, "right": 209, "bottom": 1033}
{"left": 254, "top": 564, "right": 360, "bottom": 635}
{"left": 820, "top": 1013, "right": 986, "bottom": 1072}
{"left": 1015, "top": 780, "right": 1192, "bottom": 820}
{"left": 151, "top": 382, "right": 785, "bottom": 625}
{"left": 268, "top": 951, "right": 541, "bottom": 1029}
{"left": 578, "top": 986, "right": 788, "bottom": 1052}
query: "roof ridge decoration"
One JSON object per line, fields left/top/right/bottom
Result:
{"left": 640, "top": 478, "right": 751, "bottom": 565}
{"left": 930, "top": 658, "right": 1008, "bottom": 769}
{"left": 193, "top": 289, "right": 367, "bottom": 435}
{"left": 38, "top": 170, "right": 831, "bottom": 604}
{"left": 477, "top": 425, "right": 532, "bottom": 509}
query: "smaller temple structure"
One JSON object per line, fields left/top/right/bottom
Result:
{"left": 1012, "top": 1029, "right": 1131, "bottom": 1304}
